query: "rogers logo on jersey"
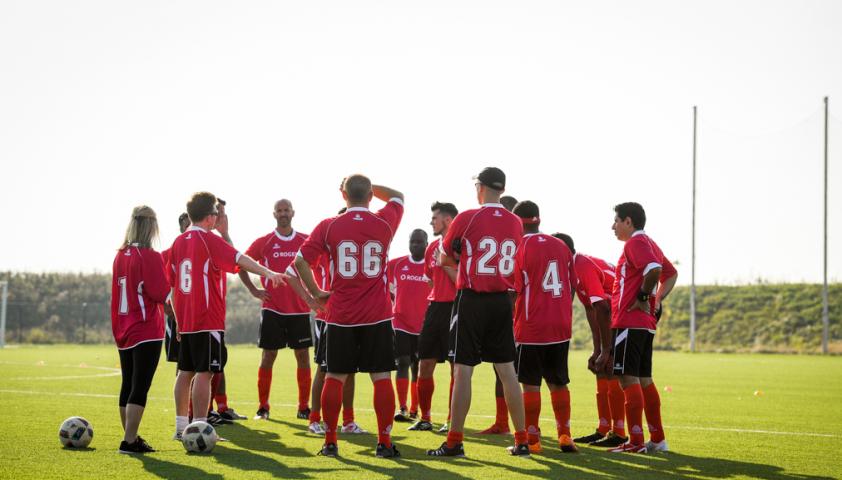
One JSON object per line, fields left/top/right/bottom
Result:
{"left": 400, "top": 274, "right": 426, "bottom": 282}
{"left": 272, "top": 251, "right": 296, "bottom": 258}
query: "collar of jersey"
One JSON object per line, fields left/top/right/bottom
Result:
{"left": 346, "top": 207, "right": 369, "bottom": 212}
{"left": 523, "top": 232, "right": 542, "bottom": 238}
{"left": 408, "top": 256, "right": 425, "bottom": 264}
{"left": 632, "top": 230, "right": 646, "bottom": 237}
{"left": 481, "top": 203, "right": 504, "bottom": 208}
{"left": 274, "top": 229, "right": 297, "bottom": 241}
{"left": 187, "top": 226, "right": 208, "bottom": 233}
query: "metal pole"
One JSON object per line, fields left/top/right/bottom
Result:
{"left": 822, "top": 97, "right": 829, "bottom": 354}
{"left": 81, "top": 302, "right": 87, "bottom": 345}
{"left": 0, "top": 281, "right": 8, "bottom": 348}
{"left": 690, "top": 106, "right": 697, "bottom": 352}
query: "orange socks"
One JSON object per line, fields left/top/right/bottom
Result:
{"left": 396, "top": 377, "right": 409, "bottom": 410}
{"left": 296, "top": 368, "right": 311, "bottom": 411}
{"left": 418, "top": 377, "right": 434, "bottom": 421}
{"left": 257, "top": 367, "right": 272, "bottom": 410}
{"left": 551, "top": 388, "right": 571, "bottom": 437}
{"left": 608, "top": 379, "right": 627, "bottom": 436}
{"left": 623, "top": 384, "right": 645, "bottom": 445}
{"left": 523, "top": 391, "right": 542, "bottom": 444}
{"left": 321, "top": 378, "right": 343, "bottom": 444}
{"left": 643, "top": 383, "right": 665, "bottom": 442}
{"left": 410, "top": 380, "right": 419, "bottom": 415}
{"left": 373, "top": 379, "right": 395, "bottom": 448}
{"left": 596, "top": 378, "right": 611, "bottom": 434}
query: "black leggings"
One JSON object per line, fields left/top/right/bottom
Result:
{"left": 118, "top": 341, "right": 162, "bottom": 407}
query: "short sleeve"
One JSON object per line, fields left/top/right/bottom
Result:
{"left": 577, "top": 260, "right": 606, "bottom": 303}
{"left": 625, "top": 237, "right": 659, "bottom": 272}
{"left": 376, "top": 199, "right": 405, "bottom": 233}
{"left": 660, "top": 256, "right": 677, "bottom": 282}
{"left": 441, "top": 212, "right": 468, "bottom": 258}
{"left": 299, "top": 219, "right": 330, "bottom": 265}
{"left": 245, "top": 236, "right": 265, "bottom": 264}
{"left": 142, "top": 249, "right": 171, "bottom": 303}
{"left": 513, "top": 238, "right": 527, "bottom": 293}
{"left": 207, "top": 233, "right": 240, "bottom": 273}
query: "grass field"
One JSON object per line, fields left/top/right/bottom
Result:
{"left": 0, "top": 345, "right": 840, "bottom": 480}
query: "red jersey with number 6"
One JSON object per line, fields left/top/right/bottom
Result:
{"left": 111, "top": 246, "right": 170, "bottom": 349}
{"left": 245, "top": 230, "right": 310, "bottom": 315}
{"left": 574, "top": 254, "right": 616, "bottom": 308}
{"left": 167, "top": 226, "right": 241, "bottom": 333}
{"left": 388, "top": 255, "right": 431, "bottom": 334}
{"left": 442, "top": 203, "right": 523, "bottom": 293}
{"left": 298, "top": 199, "right": 404, "bottom": 326}
{"left": 513, "top": 233, "right": 576, "bottom": 344}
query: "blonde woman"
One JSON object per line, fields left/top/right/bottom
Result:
{"left": 111, "top": 206, "right": 169, "bottom": 453}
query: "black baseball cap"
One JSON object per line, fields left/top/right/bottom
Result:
{"left": 473, "top": 167, "right": 506, "bottom": 191}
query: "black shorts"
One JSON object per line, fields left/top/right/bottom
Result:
{"left": 325, "top": 321, "right": 396, "bottom": 374}
{"left": 258, "top": 310, "right": 313, "bottom": 350}
{"left": 178, "top": 331, "right": 227, "bottom": 373}
{"left": 515, "top": 342, "right": 570, "bottom": 387}
{"left": 394, "top": 330, "right": 420, "bottom": 361}
{"left": 164, "top": 315, "right": 179, "bottom": 362}
{"left": 612, "top": 328, "right": 654, "bottom": 377}
{"left": 451, "top": 290, "right": 516, "bottom": 367}
{"left": 313, "top": 318, "right": 327, "bottom": 371}
{"left": 418, "top": 301, "right": 454, "bottom": 363}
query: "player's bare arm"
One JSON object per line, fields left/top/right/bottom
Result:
{"left": 656, "top": 273, "right": 678, "bottom": 307}
{"left": 238, "top": 269, "right": 270, "bottom": 301}
{"left": 591, "top": 300, "right": 613, "bottom": 373}
{"left": 628, "top": 267, "right": 662, "bottom": 313}
{"left": 237, "top": 255, "right": 287, "bottom": 288}
{"left": 215, "top": 203, "right": 234, "bottom": 245}
{"left": 285, "top": 271, "right": 322, "bottom": 311}
{"left": 371, "top": 184, "right": 404, "bottom": 202}
{"left": 293, "top": 256, "right": 330, "bottom": 306}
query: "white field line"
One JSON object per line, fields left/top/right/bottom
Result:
{"left": 0, "top": 389, "right": 838, "bottom": 439}
{"left": 0, "top": 360, "right": 120, "bottom": 380}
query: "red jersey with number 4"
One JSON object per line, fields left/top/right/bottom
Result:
{"left": 611, "top": 231, "right": 677, "bottom": 330}
{"left": 167, "top": 226, "right": 241, "bottom": 333}
{"left": 388, "top": 256, "right": 431, "bottom": 334}
{"left": 111, "top": 246, "right": 170, "bottom": 349}
{"left": 574, "top": 254, "right": 616, "bottom": 308}
{"left": 246, "top": 230, "right": 310, "bottom": 315}
{"left": 425, "top": 238, "right": 457, "bottom": 302}
{"left": 442, "top": 204, "right": 523, "bottom": 293}
{"left": 298, "top": 200, "right": 404, "bottom": 326}
{"left": 513, "top": 234, "right": 576, "bottom": 344}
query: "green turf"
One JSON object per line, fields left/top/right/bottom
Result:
{"left": 0, "top": 345, "right": 839, "bottom": 479}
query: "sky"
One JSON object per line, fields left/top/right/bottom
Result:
{"left": 1, "top": 0, "right": 841, "bottom": 285}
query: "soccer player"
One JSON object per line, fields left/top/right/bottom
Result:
{"left": 510, "top": 201, "right": 578, "bottom": 454}
{"left": 111, "top": 205, "right": 169, "bottom": 453}
{"left": 239, "top": 199, "right": 314, "bottom": 420}
{"left": 168, "top": 192, "right": 286, "bottom": 439}
{"left": 294, "top": 175, "right": 404, "bottom": 458}
{"left": 388, "top": 229, "right": 431, "bottom": 422}
{"left": 163, "top": 213, "right": 191, "bottom": 367}
{"left": 410, "top": 202, "right": 458, "bottom": 433}
{"left": 554, "top": 233, "right": 628, "bottom": 448}
{"left": 427, "top": 167, "right": 529, "bottom": 458}
{"left": 607, "top": 202, "right": 677, "bottom": 453}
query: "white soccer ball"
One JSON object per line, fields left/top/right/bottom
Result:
{"left": 181, "top": 421, "right": 218, "bottom": 453}
{"left": 59, "top": 416, "right": 93, "bottom": 448}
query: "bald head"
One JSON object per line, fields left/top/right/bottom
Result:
{"left": 343, "top": 174, "right": 373, "bottom": 205}
{"left": 273, "top": 198, "right": 295, "bottom": 230}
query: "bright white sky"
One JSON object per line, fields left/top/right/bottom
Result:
{"left": 2, "top": 0, "right": 841, "bottom": 284}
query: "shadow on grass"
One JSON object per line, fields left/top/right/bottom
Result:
{"left": 134, "top": 455, "right": 225, "bottom": 480}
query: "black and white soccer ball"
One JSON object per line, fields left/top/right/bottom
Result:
{"left": 181, "top": 421, "right": 218, "bottom": 453}
{"left": 59, "top": 416, "right": 93, "bottom": 448}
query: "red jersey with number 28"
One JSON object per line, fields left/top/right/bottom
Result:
{"left": 298, "top": 199, "right": 404, "bottom": 326}
{"left": 513, "top": 233, "right": 576, "bottom": 344}
{"left": 245, "top": 230, "right": 310, "bottom": 315}
{"left": 111, "top": 246, "right": 170, "bottom": 349}
{"left": 388, "top": 255, "right": 431, "bottom": 334}
{"left": 167, "top": 226, "right": 241, "bottom": 333}
{"left": 442, "top": 203, "right": 523, "bottom": 293}
{"left": 424, "top": 238, "right": 457, "bottom": 302}
{"left": 574, "top": 254, "right": 616, "bottom": 308}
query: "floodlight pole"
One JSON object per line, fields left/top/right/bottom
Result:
{"left": 0, "top": 281, "right": 8, "bottom": 348}
{"left": 822, "top": 97, "right": 829, "bottom": 354}
{"left": 690, "top": 106, "right": 697, "bottom": 352}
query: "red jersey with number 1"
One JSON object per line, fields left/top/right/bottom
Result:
{"left": 111, "top": 246, "right": 170, "bottom": 349}
{"left": 167, "top": 226, "right": 241, "bottom": 333}
{"left": 425, "top": 238, "right": 457, "bottom": 302}
{"left": 574, "top": 254, "right": 616, "bottom": 308}
{"left": 442, "top": 203, "right": 523, "bottom": 293}
{"left": 245, "top": 230, "right": 310, "bottom": 315}
{"left": 388, "top": 255, "right": 431, "bottom": 334}
{"left": 513, "top": 233, "right": 576, "bottom": 344}
{"left": 298, "top": 199, "right": 404, "bottom": 326}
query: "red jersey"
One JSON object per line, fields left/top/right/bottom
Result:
{"left": 388, "top": 255, "right": 432, "bottom": 334}
{"left": 424, "top": 238, "right": 457, "bottom": 302}
{"left": 167, "top": 226, "right": 241, "bottom": 333}
{"left": 513, "top": 233, "right": 576, "bottom": 344}
{"left": 574, "top": 254, "right": 616, "bottom": 308}
{"left": 611, "top": 231, "right": 677, "bottom": 330}
{"left": 245, "top": 230, "right": 310, "bottom": 315}
{"left": 442, "top": 203, "right": 523, "bottom": 293}
{"left": 298, "top": 199, "right": 404, "bottom": 326}
{"left": 111, "top": 246, "right": 170, "bottom": 349}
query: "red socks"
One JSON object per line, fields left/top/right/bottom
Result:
{"left": 321, "top": 378, "right": 343, "bottom": 444}
{"left": 608, "top": 379, "right": 627, "bottom": 436}
{"left": 309, "top": 408, "right": 321, "bottom": 423}
{"left": 410, "top": 380, "right": 419, "bottom": 414}
{"left": 342, "top": 407, "right": 354, "bottom": 426}
{"left": 596, "top": 378, "right": 611, "bottom": 434}
{"left": 495, "top": 396, "right": 509, "bottom": 429}
{"left": 523, "top": 391, "right": 542, "bottom": 444}
{"left": 418, "top": 377, "right": 434, "bottom": 421}
{"left": 514, "top": 430, "right": 528, "bottom": 446}
{"left": 446, "top": 430, "right": 463, "bottom": 449}
{"left": 643, "top": 383, "right": 665, "bottom": 442}
{"left": 373, "top": 378, "right": 395, "bottom": 448}
{"left": 257, "top": 367, "right": 272, "bottom": 410}
{"left": 551, "top": 388, "right": 571, "bottom": 437}
{"left": 296, "top": 368, "right": 311, "bottom": 411}
{"left": 396, "top": 377, "right": 409, "bottom": 410}
{"left": 623, "top": 384, "right": 645, "bottom": 445}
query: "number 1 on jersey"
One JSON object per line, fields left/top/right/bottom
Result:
{"left": 117, "top": 276, "right": 129, "bottom": 314}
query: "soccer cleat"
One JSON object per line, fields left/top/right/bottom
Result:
{"left": 341, "top": 422, "right": 367, "bottom": 434}
{"left": 297, "top": 408, "right": 311, "bottom": 420}
{"left": 207, "top": 412, "right": 232, "bottom": 426}
{"left": 308, "top": 422, "right": 326, "bottom": 435}
{"left": 408, "top": 420, "right": 433, "bottom": 431}
{"left": 478, "top": 423, "right": 510, "bottom": 435}
{"left": 317, "top": 443, "right": 339, "bottom": 457}
{"left": 559, "top": 435, "right": 578, "bottom": 453}
{"left": 573, "top": 429, "right": 606, "bottom": 444}
{"left": 427, "top": 441, "right": 465, "bottom": 457}
{"left": 527, "top": 440, "right": 543, "bottom": 454}
{"left": 394, "top": 408, "right": 412, "bottom": 423}
{"left": 254, "top": 408, "right": 270, "bottom": 420}
{"left": 590, "top": 431, "right": 628, "bottom": 448}
{"left": 119, "top": 437, "right": 155, "bottom": 454}
{"left": 409, "top": 411, "right": 418, "bottom": 421}
{"left": 438, "top": 422, "right": 449, "bottom": 433}
{"left": 172, "top": 432, "right": 182, "bottom": 441}
{"left": 608, "top": 442, "right": 647, "bottom": 454}
{"left": 646, "top": 439, "right": 669, "bottom": 453}
{"left": 219, "top": 408, "right": 247, "bottom": 421}
{"left": 506, "top": 443, "right": 531, "bottom": 456}
{"left": 375, "top": 443, "right": 401, "bottom": 458}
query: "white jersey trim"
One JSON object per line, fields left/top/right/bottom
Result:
{"left": 516, "top": 339, "right": 571, "bottom": 346}
{"left": 590, "top": 296, "right": 606, "bottom": 304}
{"left": 325, "top": 317, "right": 393, "bottom": 328}
{"left": 118, "top": 337, "right": 165, "bottom": 351}
{"left": 393, "top": 327, "right": 421, "bottom": 336}
{"left": 261, "top": 307, "right": 312, "bottom": 316}
{"left": 643, "top": 262, "right": 662, "bottom": 276}
{"left": 178, "top": 329, "right": 225, "bottom": 334}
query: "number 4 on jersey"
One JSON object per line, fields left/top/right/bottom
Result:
{"left": 541, "top": 260, "right": 564, "bottom": 297}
